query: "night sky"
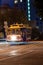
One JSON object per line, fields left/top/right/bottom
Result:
{"left": 0, "top": 0, "right": 26, "bottom": 8}
{"left": 0, "top": 0, "right": 14, "bottom": 7}
{"left": 1, "top": 0, "right": 10, "bottom": 4}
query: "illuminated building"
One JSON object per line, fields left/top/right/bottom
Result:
{"left": 0, "top": 0, "right": 43, "bottom": 32}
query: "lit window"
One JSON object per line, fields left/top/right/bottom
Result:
{"left": 14, "top": 0, "right": 18, "bottom": 4}
{"left": 28, "top": 7, "right": 30, "bottom": 10}
{"left": 40, "top": 17, "right": 42, "bottom": 20}
{"left": 28, "top": 3, "right": 30, "bottom": 6}
{"left": 27, "top": 0, "right": 30, "bottom": 2}
{"left": 28, "top": 18, "right": 31, "bottom": 21}
{"left": 28, "top": 11, "right": 30, "bottom": 14}
{"left": 28, "top": 15, "right": 30, "bottom": 17}
{"left": 27, "top": 0, "right": 31, "bottom": 21}
{"left": 20, "top": 0, "right": 22, "bottom": 2}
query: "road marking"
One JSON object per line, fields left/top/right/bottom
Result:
{"left": 0, "top": 49, "right": 34, "bottom": 61}
{"left": 0, "top": 49, "right": 3, "bottom": 50}
{"left": 9, "top": 50, "right": 19, "bottom": 56}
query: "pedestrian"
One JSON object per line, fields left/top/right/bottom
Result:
{"left": 22, "top": 31, "right": 27, "bottom": 42}
{"left": 2, "top": 26, "right": 6, "bottom": 38}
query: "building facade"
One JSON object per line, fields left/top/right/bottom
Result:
{"left": 0, "top": 0, "right": 43, "bottom": 32}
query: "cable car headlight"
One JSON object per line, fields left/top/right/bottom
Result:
{"left": 10, "top": 35, "right": 17, "bottom": 41}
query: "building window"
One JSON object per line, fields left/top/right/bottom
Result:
{"left": 14, "top": 0, "right": 18, "bottom": 4}
{"left": 27, "top": 0, "right": 31, "bottom": 21}
{"left": 20, "top": 0, "right": 22, "bottom": 2}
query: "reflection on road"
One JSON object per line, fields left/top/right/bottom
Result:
{"left": 0, "top": 41, "right": 43, "bottom": 61}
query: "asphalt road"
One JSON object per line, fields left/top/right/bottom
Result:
{"left": 0, "top": 42, "right": 43, "bottom": 65}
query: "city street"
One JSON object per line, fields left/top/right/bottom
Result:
{"left": 0, "top": 41, "right": 43, "bottom": 65}
{"left": 0, "top": 0, "right": 43, "bottom": 65}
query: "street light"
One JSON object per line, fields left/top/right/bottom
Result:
{"left": 14, "top": 0, "right": 18, "bottom": 4}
